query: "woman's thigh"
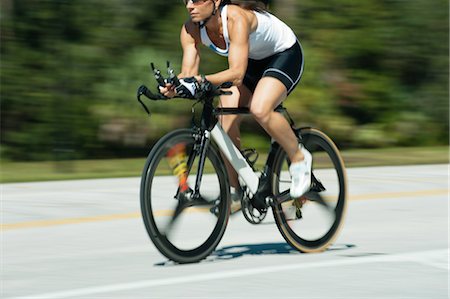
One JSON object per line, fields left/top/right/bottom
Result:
{"left": 249, "top": 77, "right": 287, "bottom": 118}
{"left": 218, "top": 84, "right": 253, "bottom": 108}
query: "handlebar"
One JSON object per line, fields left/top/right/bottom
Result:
{"left": 136, "top": 61, "right": 232, "bottom": 115}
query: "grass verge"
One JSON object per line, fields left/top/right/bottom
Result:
{"left": 1, "top": 146, "right": 448, "bottom": 183}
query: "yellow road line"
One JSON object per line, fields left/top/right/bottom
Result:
{"left": 1, "top": 207, "right": 211, "bottom": 231}
{"left": 2, "top": 189, "right": 448, "bottom": 231}
{"left": 1, "top": 212, "right": 141, "bottom": 230}
{"left": 350, "top": 189, "right": 449, "bottom": 201}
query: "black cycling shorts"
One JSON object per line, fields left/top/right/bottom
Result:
{"left": 243, "top": 41, "right": 304, "bottom": 95}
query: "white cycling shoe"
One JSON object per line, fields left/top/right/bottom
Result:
{"left": 289, "top": 145, "right": 312, "bottom": 198}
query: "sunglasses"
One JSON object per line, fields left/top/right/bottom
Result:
{"left": 183, "top": 0, "right": 209, "bottom": 5}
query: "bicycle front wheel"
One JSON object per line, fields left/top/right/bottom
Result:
{"left": 140, "top": 129, "right": 230, "bottom": 263}
{"left": 272, "top": 128, "right": 347, "bottom": 252}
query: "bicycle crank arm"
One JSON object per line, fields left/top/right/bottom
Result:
{"left": 273, "top": 189, "right": 328, "bottom": 207}
{"left": 273, "top": 190, "right": 291, "bottom": 205}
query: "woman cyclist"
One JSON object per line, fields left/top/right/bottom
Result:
{"left": 160, "top": 0, "right": 312, "bottom": 212}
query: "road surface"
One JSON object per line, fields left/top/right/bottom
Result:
{"left": 2, "top": 164, "right": 449, "bottom": 298}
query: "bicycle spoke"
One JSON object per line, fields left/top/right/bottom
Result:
{"left": 303, "top": 191, "right": 333, "bottom": 212}
{"left": 164, "top": 190, "right": 217, "bottom": 236}
{"left": 190, "top": 195, "right": 215, "bottom": 206}
{"left": 305, "top": 173, "right": 335, "bottom": 213}
{"left": 274, "top": 189, "right": 291, "bottom": 204}
{"left": 311, "top": 173, "right": 326, "bottom": 192}
{"left": 163, "top": 193, "right": 189, "bottom": 235}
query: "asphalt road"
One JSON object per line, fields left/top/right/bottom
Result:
{"left": 2, "top": 164, "right": 449, "bottom": 298}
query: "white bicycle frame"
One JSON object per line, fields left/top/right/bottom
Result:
{"left": 209, "top": 123, "right": 260, "bottom": 194}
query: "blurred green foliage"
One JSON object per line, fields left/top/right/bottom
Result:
{"left": 1, "top": 0, "right": 448, "bottom": 161}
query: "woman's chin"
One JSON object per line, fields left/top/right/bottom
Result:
{"left": 190, "top": 15, "right": 204, "bottom": 23}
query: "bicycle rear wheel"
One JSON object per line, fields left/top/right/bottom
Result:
{"left": 272, "top": 128, "right": 347, "bottom": 252}
{"left": 140, "top": 129, "right": 230, "bottom": 263}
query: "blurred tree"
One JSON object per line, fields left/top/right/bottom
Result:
{"left": 1, "top": 0, "right": 448, "bottom": 161}
{"left": 291, "top": 0, "right": 448, "bottom": 147}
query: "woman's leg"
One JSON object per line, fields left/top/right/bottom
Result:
{"left": 249, "top": 77, "right": 304, "bottom": 163}
{"left": 250, "top": 76, "right": 312, "bottom": 198}
{"left": 218, "top": 85, "right": 252, "bottom": 189}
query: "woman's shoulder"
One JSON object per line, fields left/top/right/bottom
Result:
{"left": 225, "top": 5, "right": 257, "bottom": 33}
{"left": 182, "top": 19, "right": 201, "bottom": 43}
{"left": 226, "top": 4, "right": 251, "bottom": 19}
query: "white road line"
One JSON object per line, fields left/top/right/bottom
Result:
{"left": 9, "top": 249, "right": 448, "bottom": 299}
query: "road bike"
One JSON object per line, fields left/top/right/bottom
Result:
{"left": 136, "top": 62, "right": 347, "bottom": 264}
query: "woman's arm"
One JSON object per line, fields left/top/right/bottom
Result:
{"left": 161, "top": 21, "right": 200, "bottom": 97}
{"left": 203, "top": 8, "right": 251, "bottom": 86}
{"left": 180, "top": 21, "right": 201, "bottom": 77}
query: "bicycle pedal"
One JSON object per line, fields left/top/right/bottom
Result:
{"left": 209, "top": 200, "right": 220, "bottom": 216}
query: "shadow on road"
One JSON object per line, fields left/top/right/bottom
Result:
{"left": 155, "top": 243, "right": 355, "bottom": 266}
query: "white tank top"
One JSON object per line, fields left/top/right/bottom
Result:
{"left": 200, "top": 5, "right": 297, "bottom": 60}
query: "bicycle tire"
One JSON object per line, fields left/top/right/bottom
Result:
{"left": 140, "top": 129, "right": 230, "bottom": 263}
{"left": 272, "top": 128, "right": 347, "bottom": 252}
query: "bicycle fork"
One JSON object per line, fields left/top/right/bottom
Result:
{"left": 191, "top": 130, "right": 211, "bottom": 200}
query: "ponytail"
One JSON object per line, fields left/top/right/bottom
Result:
{"left": 220, "top": 0, "right": 269, "bottom": 12}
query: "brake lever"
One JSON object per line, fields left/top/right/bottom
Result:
{"left": 151, "top": 63, "right": 166, "bottom": 87}
{"left": 219, "top": 90, "right": 233, "bottom": 96}
{"left": 220, "top": 82, "right": 233, "bottom": 89}
{"left": 216, "top": 82, "right": 233, "bottom": 96}
{"left": 167, "top": 61, "right": 180, "bottom": 86}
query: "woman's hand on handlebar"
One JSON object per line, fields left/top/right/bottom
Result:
{"left": 175, "top": 77, "right": 201, "bottom": 99}
{"left": 159, "top": 83, "right": 177, "bottom": 98}
{"left": 159, "top": 77, "right": 200, "bottom": 99}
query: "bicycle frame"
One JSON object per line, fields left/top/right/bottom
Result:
{"left": 191, "top": 104, "right": 293, "bottom": 208}
{"left": 137, "top": 79, "right": 295, "bottom": 207}
{"left": 210, "top": 124, "right": 259, "bottom": 194}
